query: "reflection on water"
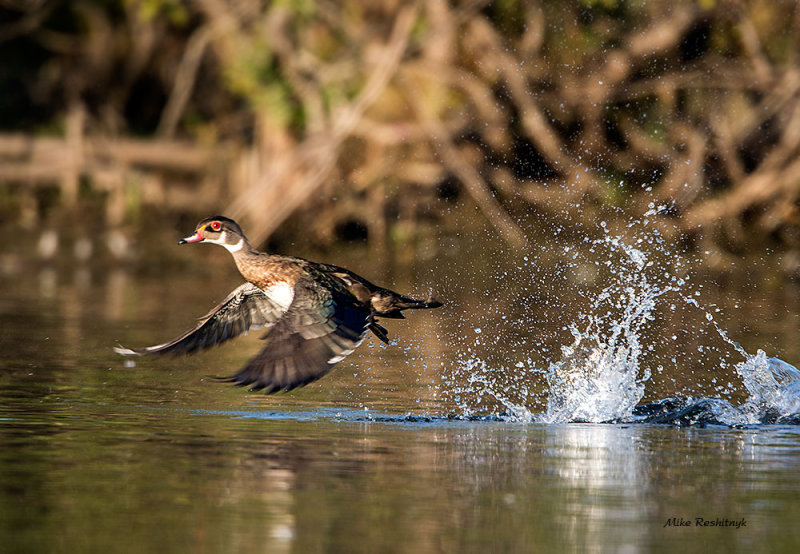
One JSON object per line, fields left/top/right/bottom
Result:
{"left": 3, "top": 232, "right": 800, "bottom": 551}
{"left": 4, "top": 399, "right": 800, "bottom": 552}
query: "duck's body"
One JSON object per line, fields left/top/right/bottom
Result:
{"left": 115, "top": 216, "right": 442, "bottom": 393}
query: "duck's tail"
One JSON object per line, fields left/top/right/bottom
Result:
{"left": 395, "top": 297, "right": 444, "bottom": 310}
{"left": 372, "top": 292, "right": 443, "bottom": 320}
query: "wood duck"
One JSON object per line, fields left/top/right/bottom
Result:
{"left": 115, "top": 216, "right": 442, "bottom": 393}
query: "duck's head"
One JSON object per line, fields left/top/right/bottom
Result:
{"left": 179, "top": 216, "right": 248, "bottom": 252}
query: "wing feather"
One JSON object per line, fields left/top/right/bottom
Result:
{"left": 115, "top": 282, "right": 286, "bottom": 356}
{"left": 224, "top": 278, "right": 372, "bottom": 393}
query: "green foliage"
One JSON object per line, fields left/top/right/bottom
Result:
{"left": 222, "top": 42, "right": 291, "bottom": 123}
{"left": 135, "top": 0, "right": 189, "bottom": 25}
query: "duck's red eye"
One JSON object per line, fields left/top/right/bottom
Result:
{"left": 210, "top": 221, "right": 221, "bottom": 231}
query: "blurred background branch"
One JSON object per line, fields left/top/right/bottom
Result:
{"left": 2, "top": 0, "right": 800, "bottom": 264}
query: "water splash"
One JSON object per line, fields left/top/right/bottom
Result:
{"left": 736, "top": 350, "right": 800, "bottom": 423}
{"left": 447, "top": 357, "right": 534, "bottom": 423}
{"left": 540, "top": 235, "right": 673, "bottom": 423}
{"left": 687, "top": 305, "right": 800, "bottom": 424}
{"left": 444, "top": 213, "right": 800, "bottom": 426}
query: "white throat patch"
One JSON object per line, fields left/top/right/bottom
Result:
{"left": 222, "top": 237, "right": 244, "bottom": 253}
{"left": 211, "top": 231, "right": 244, "bottom": 252}
{"left": 264, "top": 282, "right": 295, "bottom": 310}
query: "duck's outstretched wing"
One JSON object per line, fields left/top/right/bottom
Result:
{"left": 114, "top": 282, "right": 286, "bottom": 356}
{"left": 222, "top": 278, "right": 372, "bottom": 393}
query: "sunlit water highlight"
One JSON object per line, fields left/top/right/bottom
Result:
{"left": 444, "top": 213, "right": 800, "bottom": 427}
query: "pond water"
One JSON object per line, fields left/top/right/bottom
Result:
{"left": 3, "top": 219, "right": 800, "bottom": 552}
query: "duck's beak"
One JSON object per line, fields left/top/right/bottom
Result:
{"left": 178, "top": 228, "right": 205, "bottom": 245}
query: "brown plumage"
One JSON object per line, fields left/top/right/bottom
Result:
{"left": 115, "top": 216, "right": 442, "bottom": 393}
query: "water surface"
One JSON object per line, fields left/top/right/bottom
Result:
{"left": 3, "top": 230, "right": 800, "bottom": 552}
